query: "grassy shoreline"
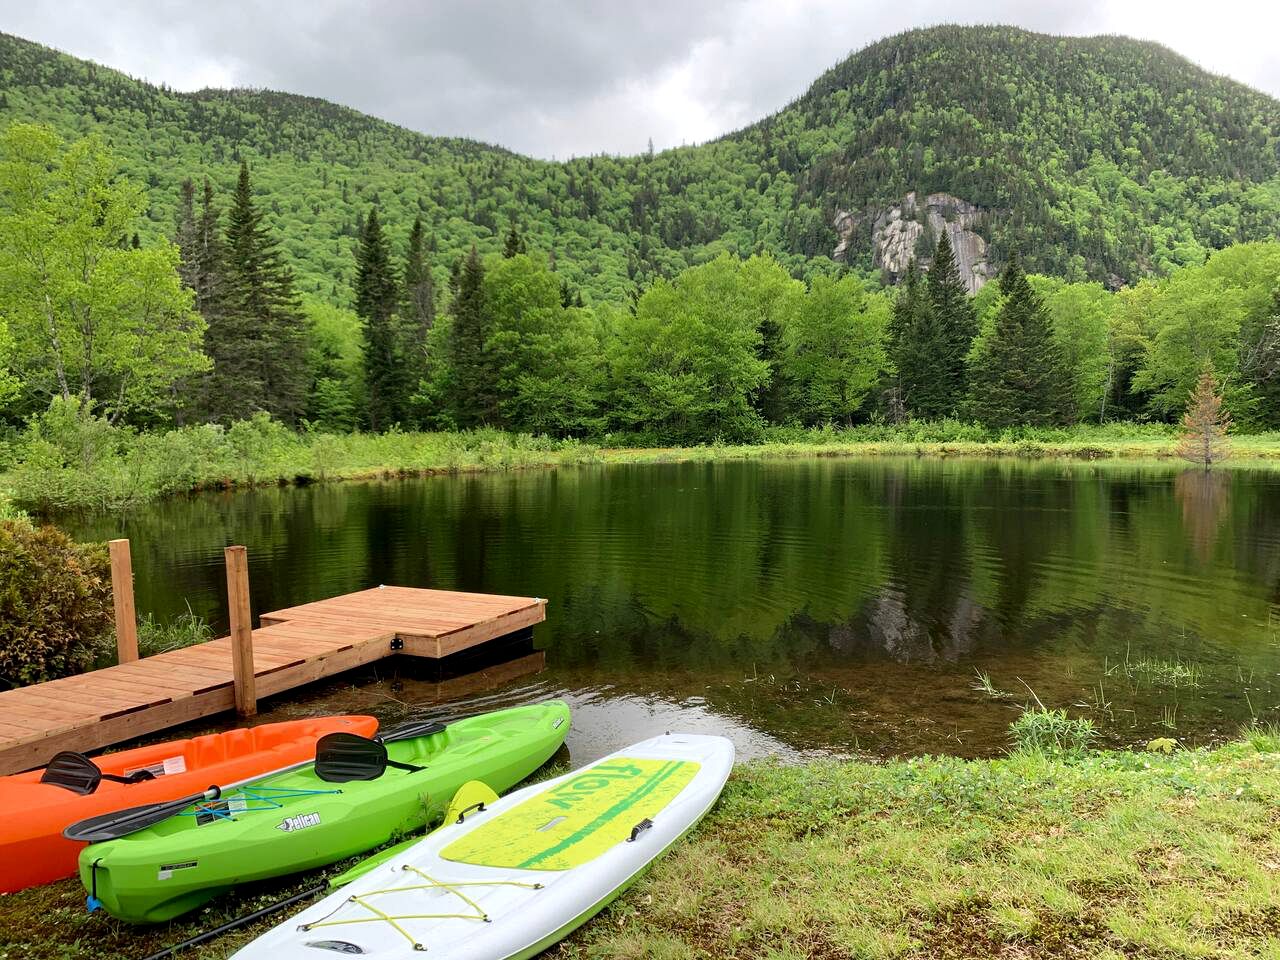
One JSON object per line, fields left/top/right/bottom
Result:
{"left": 4, "top": 420, "right": 1280, "bottom": 513}
{"left": 2, "top": 734, "right": 1278, "bottom": 959}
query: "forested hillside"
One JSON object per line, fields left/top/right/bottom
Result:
{"left": 2, "top": 25, "right": 1277, "bottom": 304}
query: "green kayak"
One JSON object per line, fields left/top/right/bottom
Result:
{"left": 77, "top": 701, "right": 570, "bottom": 923}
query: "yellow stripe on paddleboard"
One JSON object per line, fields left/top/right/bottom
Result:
{"left": 440, "top": 758, "right": 699, "bottom": 871}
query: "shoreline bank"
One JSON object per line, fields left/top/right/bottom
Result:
{"left": 2, "top": 733, "right": 1277, "bottom": 959}
{"left": 5, "top": 426, "right": 1280, "bottom": 514}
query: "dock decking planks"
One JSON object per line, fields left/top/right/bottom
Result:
{"left": 0, "top": 586, "right": 546, "bottom": 774}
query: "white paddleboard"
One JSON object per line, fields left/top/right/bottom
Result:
{"left": 232, "top": 733, "right": 734, "bottom": 960}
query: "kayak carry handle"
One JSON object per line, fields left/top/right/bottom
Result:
{"left": 628, "top": 818, "right": 654, "bottom": 842}
{"left": 455, "top": 800, "right": 487, "bottom": 824}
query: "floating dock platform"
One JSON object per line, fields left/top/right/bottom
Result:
{"left": 0, "top": 586, "right": 546, "bottom": 775}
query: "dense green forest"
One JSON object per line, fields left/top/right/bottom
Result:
{"left": 1, "top": 117, "right": 1278, "bottom": 459}
{"left": 1, "top": 24, "right": 1277, "bottom": 305}
{"left": 1, "top": 23, "right": 1279, "bottom": 463}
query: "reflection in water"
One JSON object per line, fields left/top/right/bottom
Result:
{"left": 58, "top": 458, "right": 1280, "bottom": 762}
{"left": 1174, "top": 469, "right": 1232, "bottom": 562}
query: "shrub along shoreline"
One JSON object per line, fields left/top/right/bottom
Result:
{"left": 1, "top": 728, "right": 1277, "bottom": 959}
{"left": 4, "top": 417, "right": 1280, "bottom": 513}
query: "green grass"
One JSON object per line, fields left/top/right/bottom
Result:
{"left": 135, "top": 608, "right": 215, "bottom": 657}
{"left": 2, "top": 738, "right": 1279, "bottom": 959}
{"left": 5, "top": 417, "right": 1280, "bottom": 513}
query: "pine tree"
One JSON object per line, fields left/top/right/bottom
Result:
{"left": 502, "top": 219, "right": 526, "bottom": 258}
{"left": 891, "top": 261, "right": 951, "bottom": 419}
{"left": 220, "top": 160, "right": 307, "bottom": 423}
{"left": 926, "top": 232, "right": 977, "bottom": 408}
{"left": 356, "top": 207, "right": 402, "bottom": 431}
{"left": 173, "top": 178, "right": 228, "bottom": 423}
{"left": 1176, "top": 367, "right": 1231, "bottom": 468}
{"left": 399, "top": 218, "right": 435, "bottom": 428}
{"left": 193, "top": 179, "right": 228, "bottom": 319}
{"left": 967, "top": 256, "right": 1069, "bottom": 428}
{"left": 174, "top": 179, "right": 198, "bottom": 288}
{"left": 446, "top": 245, "right": 496, "bottom": 427}
{"left": 402, "top": 217, "right": 435, "bottom": 348}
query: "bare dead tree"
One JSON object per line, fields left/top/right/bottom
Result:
{"left": 1175, "top": 367, "right": 1231, "bottom": 469}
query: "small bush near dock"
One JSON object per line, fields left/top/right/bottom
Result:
{"left": 0, "top": 520, "right": 113, "bottom": 687}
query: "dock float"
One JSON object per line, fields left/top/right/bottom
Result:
{"left": 0, "top": 583, "right": 546, "bottom": 775}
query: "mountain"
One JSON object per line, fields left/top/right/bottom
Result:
{"left": 1, "top": 25, "right": 1277, "bottom": 303}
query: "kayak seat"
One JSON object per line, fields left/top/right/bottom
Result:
{"left": 314, "top": 733, "right": 424, "bottom": 782}
{"left": 40, "top": 752, "right": 156, "bottom": 795}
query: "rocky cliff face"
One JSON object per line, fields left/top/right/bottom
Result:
{"left": 833, "top": 192, "right": 996, "bottom": 293}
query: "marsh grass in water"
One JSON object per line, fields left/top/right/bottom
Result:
{"left": 1104, "top": 650, "right": 1205, "bottom": 690}
{"left": 1131, "top": 657, "right": 1203, "bottom": 689}
{"left": 1008, "top": 707, "right": 1097, "bottom": 757}
{"left": 971, "top": 669, "right": 1015, "bottom": 701}
{"left": 136, "top": 606, "right": 214, "bottom": 656}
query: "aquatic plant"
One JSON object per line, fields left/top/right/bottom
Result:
{"left": 1008, "top": 707, "right": 1096, "bottom": 757}
{"left": 136, "top": 606, "right": 215, "bottom": 657}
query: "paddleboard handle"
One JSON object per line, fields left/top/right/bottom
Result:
{"left": 455, "top": 800, "right": 487, "bottom": 824}
{"left": 628, "top": 818, "right": 654, "bottom": 842}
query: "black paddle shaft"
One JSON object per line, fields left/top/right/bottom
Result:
{"left": 63, "top": 786, "right": 221, "bottom": 843}
{"left": 139, "top": 884, "right": 326, "bottom": 960}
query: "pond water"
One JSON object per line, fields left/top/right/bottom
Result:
{"left": 61, "top": 458, "right": 1280, "bottom": 764}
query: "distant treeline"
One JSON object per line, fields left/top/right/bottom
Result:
{"left": 2, "top": 123, "right": 1279, "bottom": 448}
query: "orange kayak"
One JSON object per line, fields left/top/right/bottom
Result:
{"left": 0, "top": 715, "right": 377, "bottom": 892}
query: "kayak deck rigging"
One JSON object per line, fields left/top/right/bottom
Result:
{"left": 300, "top": 866, "right": 545, "bottom": 950}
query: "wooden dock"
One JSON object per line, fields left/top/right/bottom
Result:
{"left": 0, "top": 585, "right": 546, "bottom": 775}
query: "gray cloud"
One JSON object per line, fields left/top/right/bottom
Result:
{"left": 1, "top": 0, "right": 1276, "bottom": 159}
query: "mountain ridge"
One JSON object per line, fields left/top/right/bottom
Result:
{"left": 2, "top": 24, "right": 1276, "bottom": 303}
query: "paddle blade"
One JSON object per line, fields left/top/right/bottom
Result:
{"left": 379, "top": 719, "right": 446, "bottom": 743}
{"left": 314, "top": 733, "right": 388, "bottom": 782}
{"left": 64, "top": 787, "right": 219, "bottom": 842}
{"left": 41, "top": 752, "right": 103, "bottom": 795}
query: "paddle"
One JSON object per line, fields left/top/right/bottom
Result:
{"left": 41, "top": 751, "right": 157, "bottom": 795}
{"left": 63, "top": 718, "right": 447, "bottom": 843}
{"left": 64, "top": 786, "right": 222, "bottom": 843}
{"left": 137, "top": 779, "right": 498, "bottom": 960}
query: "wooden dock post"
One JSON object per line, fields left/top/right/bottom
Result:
{"left": 108, "top": 539, "right": 139, "bottom": 664}
{"left": 224, "top": 545, "right": 257, "bottom": 717}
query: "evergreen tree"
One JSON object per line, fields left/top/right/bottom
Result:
{"left": 219, "top": 160, "right": 307, "bottom": 423}
{"left": 967, "top": 256, "right": 1069, "bottom": 427}
{"left": 399, "top": 217, "right": 435, "bottom": 428}
{"left": 355, "top": 207, "right": 401, "bottom": 431}
{"left": 193, "top": 179, "right": 227, "bottom": 319}
{"left": 502, "top": 219, "right": 526, "bottom": 259}
{"left": 174, "top": 178, "right": 198, "bottom": 286}
{"left": 445, "top": 245, "right": 496, "bottom": 427}
{"left": 891, "top": 261, "right": 951, "bottom": 418}
{"left": 926, "top": 232, "right": 977, "bottom": 408}
{"left": 402, "top": 217, "right": 435, "bottom": 350}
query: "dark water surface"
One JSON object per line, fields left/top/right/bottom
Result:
{"left": 61, "top": 458, "right": 1280, "bottom": 764}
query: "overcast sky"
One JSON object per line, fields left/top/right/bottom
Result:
{"left": 3, "top": 0, "right": 1278, "bottom": 159}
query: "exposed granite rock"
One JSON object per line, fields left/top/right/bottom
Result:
{"left": 833, "top": 191, "right": 996, "bottom": 293}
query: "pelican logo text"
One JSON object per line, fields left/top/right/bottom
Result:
{"left": 277, "top": 812, "right": 322, "bottom": 832}
{"left": 545, "top": 763, "right": 643, "bottom": 810}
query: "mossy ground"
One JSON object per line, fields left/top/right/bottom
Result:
{"left": 4, "top": 734, "right": 1279, "bottom": 959}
